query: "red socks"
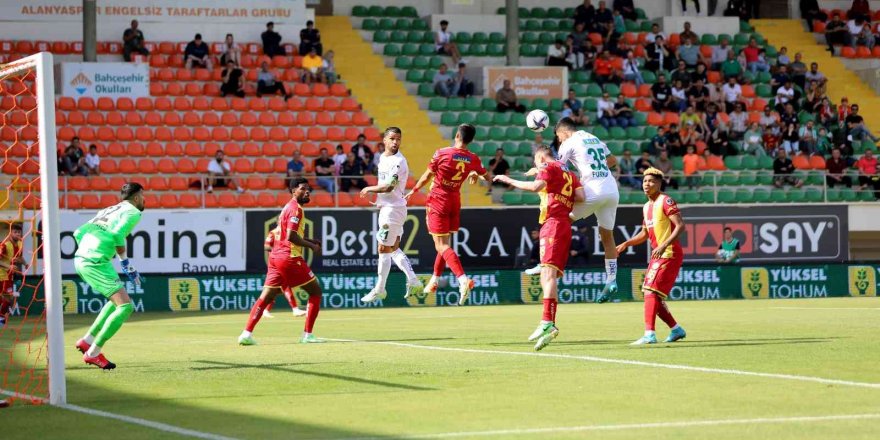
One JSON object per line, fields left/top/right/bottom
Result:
{"left": 441, "top": 248, "right": 465, "bottom": 278}
{"left": 433, "top": 253, "right": 446, "bottom": 277}
{"left": 644, "top": 293, "right": 677, "bottom": 331}
{"left": 283, "top": 288, "right": 298, "bottom": 308}
{"left": 305, "top": 294, "right": 321, "bottom": 333}
{"left": 542, "top": 298, "right": 557, "bottom": 323}
{"left": 245, "top": 297, "right": 269, "bottom": 332}
{"left": 657, "top": 300, "right": 678, "bottom": 328}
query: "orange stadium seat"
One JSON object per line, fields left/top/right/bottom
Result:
{"left": 139, "top": 159, "right": 157, "bottom": 174}
{"left": 241, "top": 113, "right": 259, "bottom": 126}
{"left": 126, "top": 142, "right": 145, "bottom": 156}
{"left": 231, "top": 98, "right": 248, "bottom": 111}
{"left": 57, "top": 96, "right": 76, "bottom": 111}
{"left": 179, "top": 193, "right": 200, "bottom": 208}
{"left": 118, "top": 159, "right": 137, "bottom": 174}
{"left": 69, "top": 176, "right": 89, "bottom": 191}
{"left": 159, "top": 193, "right": 179, "bottom": 208}
{"left": 212, "top": 127, "right": 231, "bottom": 141}
{"left": 155, "top": 127, "right": 172, "bottom": 142}
{"left": 202, "top": 112, "right": 220, "bottom": 126}
{"left": 316, "top": 112, "right": 333, "bottom": 125}
{"left": 334, "top": 112, "right": 353, "bottom": 126}
{"left": 305, "top": 98, "right": 323, "bottom": 111}
{"left": 312, "top": 193, "right": 334, "bottom": 207}
{"left": 312, "top": 83, "right": 330, "bottom": 97}
{"left": 267, "top": 127, "right": 286, "bottom": 141}
{"left": 193, "top": 127, "right": 210, "bottom": 142}
{"left": 297, "top": 112, "right": 315, "bottom": 125}
{"left": 809, "top": 155, "right": 826, "bottom": 169}
{"left": 341, "top": 98, "right": 360, "bottom": 111}
{"left": 254, "top": 158, "right": 274, "bottom": 173}
{"left": 148, "top": 176, "right": 169, "bottom": 191}
{"left": 267, "top": 176, "right": 286, "bottom": 190}
{"left": 262, "top": 142, "right": 281, "bottom": 156}
{"left": 327, "top": 127, "right": 345, "bottom": 141}
{"left": 184, "top": 142, "right": 203, "bottom": 156}
{"left": 268, "top": 97, "right": 287, "bottom": 111}
{"left": 243, "top": 142, "right": 261, "bottom": 156}
{"left": 150, "top": 83, "right": 166, "bottom": 95}
{"left": 255, "top": 192, "right": 276, "bottom": 208}
{"left": 238, "top": 192, "right": 257, "bottom": 207}
{"left": 105, "top": 111, "right": 124, "bottom": 126}
{"left": 66, "top": 111, "right": 85, "bottom": 125}
{"left": 106, "top": 142, "right": 125, "bottom": 157}
{"left": 64, "top": 194, "right": 81, "bottom": 210}
{"left": 792, "top": 154, "right": 810, "bottom": 169}
{"left": 249, "top": 99, "right": 268, "bottom": 112}
{"left": 293, "top": 83, "right": 311, "bottom": 96}
{"left": 211, "top": 97, "right": 230, "bottom": 111}
{"left": 221, "top": 112, "right": 239, "bottom": 126}
{"left": 307, "top": 127, "right": 326, "bottom": 141}
{"left": 77, "top": 97, "right": 96, "bottom": 111}
{"left": 80, "top": 194, "right": 102, "bottom": 209}
{"left": 177, "top": 158, "right": 197, "bottom": 173}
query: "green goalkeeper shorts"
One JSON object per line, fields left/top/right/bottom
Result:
{"left": 74, "top": 257, "right": 123, "bottom": 298}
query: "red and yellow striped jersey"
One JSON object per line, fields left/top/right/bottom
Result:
{"left": 0, "top": 238, "right": 21, "bottom": 280}
{"left": 643, "top": 193, "right": 682, "bottom": 259}
{"left": 536, "top": 161, "right": 582, "bottom": 224}
{"left": 270, "top": 199, "right": 306, "bottom": 260}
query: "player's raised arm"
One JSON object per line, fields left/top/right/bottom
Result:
{"left": 493, "top": 174, "right": 546, "bottom": 192}
{"left": 405, "top": 167, "right": 434, "bottom": 200}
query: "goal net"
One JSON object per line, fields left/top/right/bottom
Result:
{"left": 0, "top": 53, "right": 65, "bottom": 406}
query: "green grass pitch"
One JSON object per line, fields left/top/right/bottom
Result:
{"left": 4, "top": 297, "right": 880, "bottom": 439}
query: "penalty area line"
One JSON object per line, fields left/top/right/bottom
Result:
{"left": 0, "top": 388, "right": 238, "bottom": 440}
{"left": 338, "top": 413, "right": 880, "bottom": 439}
{"left": 325, "top": 339, "right": 880, "bottom": 389}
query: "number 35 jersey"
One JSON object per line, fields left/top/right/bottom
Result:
{"left": 427, "top": 146, "right": 487, "bottom": 207}
{"left": 557, "top": 130, "right": 619, "bottom": 197}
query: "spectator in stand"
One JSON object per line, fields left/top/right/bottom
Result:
{"left": 613, "top": 0, "right": 637, "bottom": 20}
{"left": 728, "top": 103, "right": 748, "bottom": 140}
{"left": 816, "top": 127, "right": 833, "bottom": 154}
{"left": 607, "top": 38, "right": 629, "bottom": 58}
{"left": 680, "top": 105, "right": 704, "bottom": 134}
{"left": 574, "top": 0, "right": 596, "bottom": 30}
{"left": 776, "top": 46, "right": 791, "bottom": 67}
{"left": 299, "top": 20, "right": 322, "bottom": 56}
{"left": 122, "top": 19, "right": 149, "bottom": 62}
{"left": 780, "top": 102, "right": 798, "bottom": 127}
{"left": 496, "top": 80, "right": 526, "bottom": 113}
{"left": 645, "top": 35, "right": 672, "bottom": 72}
{"left": 455, "top": 62, "right": 474, "bottom": 97}
{"left": 220, "top": 60, "right": 245, "bottom": 98}
{"left": 671, "top": 60, "right": 692, "bottom": 88}
{"left": 799, "top": 120, "right": 819, "bottom": 155}
{"left": 670, "top": 79, "right": 688, "bottom": 112}
{"left": 710, "top": 36, "right": 731, "bottom": 71}
{"left": 677, "top": 36, "right": 700, "bottom": 69}
{"left": 547, "top": 39, "right": 571, "bottom": 68}
{"left": 721, "top": 76, "right": 744, "bottom": 113}
{"left": 613, "top": 95, "right": 636, "bottom": 128}
{"left": 847, "top": 16, "right": 867, "bottom": 47}
{"left": 569, "top": 224, "right": 591, "bottom": 267}
{"left": 681, "top": 124, "right": 701, "bottom": 152}
{"left": 651, "top": 73, "right": 672, "bottom": 112}
{"left": 220, "top": 34, "right": 242, "bottom": 66}
{"left": 720, "top": 50, "right": 743, "bottom": 81}
{"left": 60, "top": 137, "right": 87, "bottom": 176}
{"left": 611, "top": 9, "right": 626, "bottom": 36}
{"left": 597, "top": 93, "right": 617, "bottom": 128}
{"left": 763, "top": 126, "right": 781, "bottom": 154}
{"left": 206, "top": 150, "right": 244, "bottom": 193}
{"left": 333, "top": 144, "right": 347, "bottom": 174}
{"left": 301, "top": 47, "right": 324, "bottom": 84}
{"left": 770, "top": 65, "right": 790, "bottom": 94}
{"left": 646, "top": 23, "right": 665, "bottom": 44}
{"left": 759, "top": 105, "right": 781, "bottom": 135}
{"left": 184, "top": 34, "right": 212, "bottom": 70}
{"left": 702, "top": 102, "right": 720, "bottom": 135}
{"left": 650, "top": 126, "right": 669, "bottom": 155}
{"left": 846, "top": 104, "right": 879, "bottom": 142}
{"left": 569, "top": 23, "right": 589, "bottom": 69}
{"left": 825, "top": 13, "right": 850, "bottom": 52}
{"left": 593, "top": 50, "right": 620, "bottom": 85}
{"left": 780, "top": 123, "right": 800, "bottom": 155}
{"left": 564, "top": 89, "right": 590, "bottom": 125}
{"left": 805, "top": 62, "right": 827, "bottom": 86}
{"left": 488, "top": 148, "right": 511, "bottom": 198}
{"left": 709, "top": 122, "right": 733, "bottom": 156}
{"left": 314, "top": 148, "right": 337, "bottom": 193}
{"left": 666, "top": 124, "right": 683, "bottom": 156}
{"left": 800, "top": 0, "right": 827, "bottom": 32}
{"left": 635, "top": 151, "right": 654, "bottom": 182}
{"left": 432, "top": 63, "right": 456, "bottom": 97}
{"left": 256, "top": 61, "right": 291, "bottom": 99}
{"left": 654, "top": 150, "right": 678, "bottom": 189}
{"left": 773, "top": 148, "right": 804, "bottom": 188}
{"left": 691, "top": 62, "right": 709, "bottom": 84}
{"left": 622, "top": 50, "right": 644, "bottom": 85}
{"left": 594, "top": 1, "right": 614, "bottom": 37}
{"left": 683, "top": 144, "right": 700, "bottom": 188}
{"left": 856, "top": 25, "right": 876, "bottom": 49}
{"left": 743, "top": 38, "right": 769, "bottom": 74}
{"left": 435, "top": 20, "right": 462, "bottom": 65}
{"left": 838, "top": 96, "right": 852, "bottom": 128}
{"left": 350, "top": 134, "right": 373, "bottom": 168}
{"left": 707, "top": 82, "right": 726, "bottom": 112}
{"left": 687, "top": 78, "right": 710, "bottom": 111}
{"left": 84, "top": 144, "right": 100, "bottom": 175}
{"left": 287, "top": 150, "right": 305, "bottom": 182}
{"left": 617, "top": 149, "right": 639, "bottom": 188}
{"left": 789, "top": 53, "right": 808, "bottom": 89}
{"left": 581, "top": 38, "right": 599, "bottom": 70}
{"left": 855, "top": 149, "right": 879, "bottom": 196}
{"left": 261, "top": 22, "right": 285, "bottom": 57}
{"left": 371, "top": 142, "right": 384, "bottom": 175}
{"left": 322, "top": 50, "right": 338, "bottom": 84}
{"left": 826, "top": 148, "right": 852, "bottom": 188}
{"left": 743, "top": 122, "right": 766, "bottom": 156}
{"left": 679, "top": 21, "right": 698, "bottom": 43}
{"left": 341, "top": 152, "right": 368, "bottom": 192}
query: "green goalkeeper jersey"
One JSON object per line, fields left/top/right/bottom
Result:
{"left": 74, "top": 201, "right": 142, "bottom": 261}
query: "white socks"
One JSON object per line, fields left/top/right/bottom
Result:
{"left": 377, "top": 253, "right": 392, "bottom": 291}
{"left": 86, "top": 344, "right": 102, "bottom": 357}
{"left": 457, "top": 275, "right": 469, "bottom": 288}
{"left": 428, "top": 275, "right": 439, "bottom": 286}
{"left": 390, "top": 249, "right": 418, "bottom": 284}
{"left": 644, "top": 330, "right": 655, "bottom": 337}
{"left": 240, "top": 330, "right": 252, "bottom": 338}
{"left": 605, "top": 259, "right": 618, "bottom": 283}
{"left": 82, "top": 334, "right": 95, "bottom": 345}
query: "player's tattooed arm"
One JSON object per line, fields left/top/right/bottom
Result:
{"left": 360, "top": 174, "right": 398, "bottom": 197}
{"left": 405, "top": 168, "right": 434, "bottom": 201}
{"left": 493, "top": 175, "right": 546, "bottom": 193}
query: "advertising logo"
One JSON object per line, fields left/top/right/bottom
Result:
{"left": 406, "top": 274, "right": 436, "bottom": 307}
{"left": 70, "top": 72, "right": 91, "bottom": 95}
{"left": 848, "top": 266, "right": 877, "bottom": 297}
{"left": 741, "top": 268, "right": 769, "bottom": 299}
{"left": 520, "top": 273, "right": 543, "bottom": 304}
{"left": 61, "top": 279, "right": 78, "bottom": 314}
{"left": 631, "top": 268, "right": 647, "bottom": 300}
{"left": 169, "top": 277, "right": 201, "bottom": 311}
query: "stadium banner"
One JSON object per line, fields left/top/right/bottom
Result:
{"left": 60, "top": 62, "right": 150, "bottom": 99}
{"left": 7, "top": 1, "right": 309, "bottom": 24}
{"left": 31, "top": 209, "right": 247, "bottom": 275}
{"left": 482, "top": 66, "right": 568, "bottom": 100}
{"left": 12, "top": 264, "right": 877, "bottom": 314}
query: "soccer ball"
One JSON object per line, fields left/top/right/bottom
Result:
{"left": 526, "top": 109, "right": 549, "bottom": 133}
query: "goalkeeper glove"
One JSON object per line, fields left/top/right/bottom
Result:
{"left": 120, "top": 259, "right": 144, "bottom": 285}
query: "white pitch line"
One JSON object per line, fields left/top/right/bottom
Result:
{"left": 325, "top": 339, "right": 880, "bottom": 389}
{"left": 338, "top": 413, "right": 880, "bottom": 439}
{"left": 770, "top": 307, "right": 880, "bottom": 310}
{"left": 1, "top": 387, "right": 239, "bottom": 440}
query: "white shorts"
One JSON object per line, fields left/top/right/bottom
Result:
{"left": 377, "top": 206, "right": 407, "bottom": 247}
{"left": 571, "top": 186, "right": 619, "bottom": 230}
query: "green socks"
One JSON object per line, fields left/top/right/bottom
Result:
{"left": 87, "top": 301, "right": 117, "bottom": 338}
{"left": 94, "top": 303, "right": 133, "bottom": 347}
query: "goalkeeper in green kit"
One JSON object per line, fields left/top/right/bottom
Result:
{"left": 73, "top": 183, "right": 146, "bottom": 370}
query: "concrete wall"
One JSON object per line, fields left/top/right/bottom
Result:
{"left": 334, "top": 0, "right": 671, "bottom": 18}
{"left": 661, "top": 16, "right": 740, "bottom": 37}
{"left": 428, "top": 14, "right": 506, "bottom": 33}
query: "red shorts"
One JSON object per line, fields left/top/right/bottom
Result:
{"left": 643, "top": 256, "right": 683, "bottom": 297}
{"left": 426, "top": 196, "right": 461, "bottom": 236}
{"left": 265, "top": 257, "right": 316, "bottom": 289}
{"left": 539, "top": 218, "right": 572, "bottom": 275}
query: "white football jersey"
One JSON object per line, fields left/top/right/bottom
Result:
{"left": 557, "top": 130, "right": 618, "bottom": 195}
{"left": 376, "top": 151, "right": 409, "bottom": 207}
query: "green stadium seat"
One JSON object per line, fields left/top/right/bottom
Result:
{"left": 383, "top": 44, "right": 401, "bottom": 56}
{"left": 718, "top": 189, "right": 736, "bottom": 203}
{"left": 374, "top": 30, "right": 391, "bottom": 43}
{"left": 571, "top": 70, "right": 590, "bottom": 84}
{"left": 531, "top": 98, "right": 548, "bottom": 110}
{"left": 418, "top": 43, "right": 435, "bottom": 55}
{"left": 522, "top": 192, "right": 541, "bottom": 204}
{"left": 378, "top": 18, "right": 395, "bottom": 30}
{"left": 609, "top": 127, "right": 627, "bottom": 140}
{"left": 417, "top": 83, "right": 434, "bottom": 97}
{"left": 548, "top": 98, "right": 563, "bottom": 111}
{"left": 826, "top": 188, "right": 842, "bottom": 202}
{"left": 758, "top": 156, "right": 774, "bottom": 169}
{"left": 540, "top": 20, "right": 558, "bottom": 31}
{"left": 464, "top": 97, "right": 482, "bottom": 111}
{"left": 643, "top": 126, "right": 659, "bottom": 138}
{"left": 480, "top": 98, "right": 496, "bottom": 111}
{"left": 636, "top": 8, "right": 648, "bottom": 19}
{"left": 755, "top": 84, "right": 772, "bottom": 98}
{"left": 605, "top": 141, "right": 623, "bottom": 156}
{"left": 787, "top": 188, "right": 806, "bottom": 203}
{"left": 592, "top": 126, "right": 609, "bottom": 139}
{"left": 633, "top": 112, "right": 648, "bottom": 126}
{"left": 429, "top": 56, "right": 443, "bottom": 68}
{"left": 472, "top": 32, "right": 489, "bottom": 44}
{"left": 586, "top": 84, "right": 603, "bottom": 97}
{"left": 492, "top": 112, "right": 512, "bottom": 125}
{"left": 469, "top": 44, "right": 487, "bottom": 56}
{"left": 475, "top": 112, "right": 493, "bottom": 126}
{"left": 406, "top": 70, "right": 424, "bottom": 83}
{"left": 519, "top": 98, "right": 532, "bottom": 108}
{"left": 701, "top": 34, "right": 718, "bottom": 45}
{"left": 666, "top": 190, "right": 682, "bottom": 201}
{"left": 640, "top": 21, "right": 653, "bottom": 32}
{"left": 548, "top": 7, "right": 565, "bottom": 18}
{"left": 739, "top": 171, "right": 758, "bottom": 185}
{"left": 539, "top": 33, "right": 555, "bottom": 45}
{"left": 700, "top": 190, "right": 717, "bottom": 203}
{"left": 459, "top": 112, "right": 476, "bottom": 125}
{"left": 720, "top": 171, "right": 739, "bottom": 186}
{"left": 724, "top": 155, "right": 744, "bottom": 170}
{"left": 625, "top": 19, "right": 640, "bottom": 32}
{"left": 513, "top": 157, "right": 532, "bottom": 170}
{"left": 500, "top": 141, "right": 517, "bottom": 155}
{"left": 440, "top": 113, "right": 457, "bottom": 126}
{"left": 683, "top": 191, "right": 701, "bottom": 204}
{"left": 395, "top": 43, "right": 414, "bottom": 55}
{"left": 365, "top": 5, "right": 384, "bottom": 16}
{"left": 406, "top": 31, "right": 425, "bottom": 43}
{"left": 446, "top": 98, "right": 464, "bottom": 111}
{"left": 805, "top": 189, "right": 824, "bottom": 202}
{"left": 511, "top": 113, "right": 527, "bottom": 126}
{"left": 736, "top": 188, "right": 754, "bottom": 203}
{"left": 352, "top": 5, "right": 368, "bottom": 17}
{"left": 412, "top": 20, "right": 429, "bottom": 31}
{"left": 489, "top": 127, "right": 506, "bottom": 141}
{"left": 401, "top": 6, "right": 418, "bottom": 17}
{"left": 395, "top": 18, "right": 412, "bottom": 30}
{"left": 530, "top": 7, "right": 548, "bottom": 18}
{"left": 603, "top": 84, "right": 620, "bottom": 96}
{"left": 520, "top": 44, "right": 538, "bottom": 57}
{"left": 505, "top": 127, "right": 525, "bottom": 140}
{"left": 457, "top": 44, "right": 472, "bottom": 56}
{"left": 363, "top": 18, "right": 379, "bottom": 30}
{"left": 502, "top": 192, "right": 523, "bottom": 205}
{"left": 521, "top": 32, "right": 539, "bottom": 44}
{"left": 752, "top": 189, "right": 771, "bottom": 202}
{"left": 489, "top": 32, "right": 505, "bottom": 44}
{"left": 641, "top": 71, "right": 656, "bottom": 83}
{"left": 394, "top": 56, "right": 413, "bottom": 69}
{"left": 740, "top": 155, "right": 758, "bottom": 169}
{"left": 840, "top": 188, "right": 858, "bottom": 202}
{"left": 517, "top": 142, "right": 533, "bottom": 155}
{"left": 488, "top": 44, "right": 505, "bottom": 57}
{"left": 858, "top": 190, "right": 876, "bottom": 201}
{"left": 769, "top": 188, "right": 787, "bottom": 203}
{"left": 411, "top": 56, "right": 428, "bottom": 69}
{"left": 455, "top": 31, "right": 473, "bottom": 44}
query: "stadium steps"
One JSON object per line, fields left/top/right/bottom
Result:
{"left": 318, "top": 15, "right": 492, "bottom": 207}
{"left": 751, "top": 19, "right": 880, "bottom": 135}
